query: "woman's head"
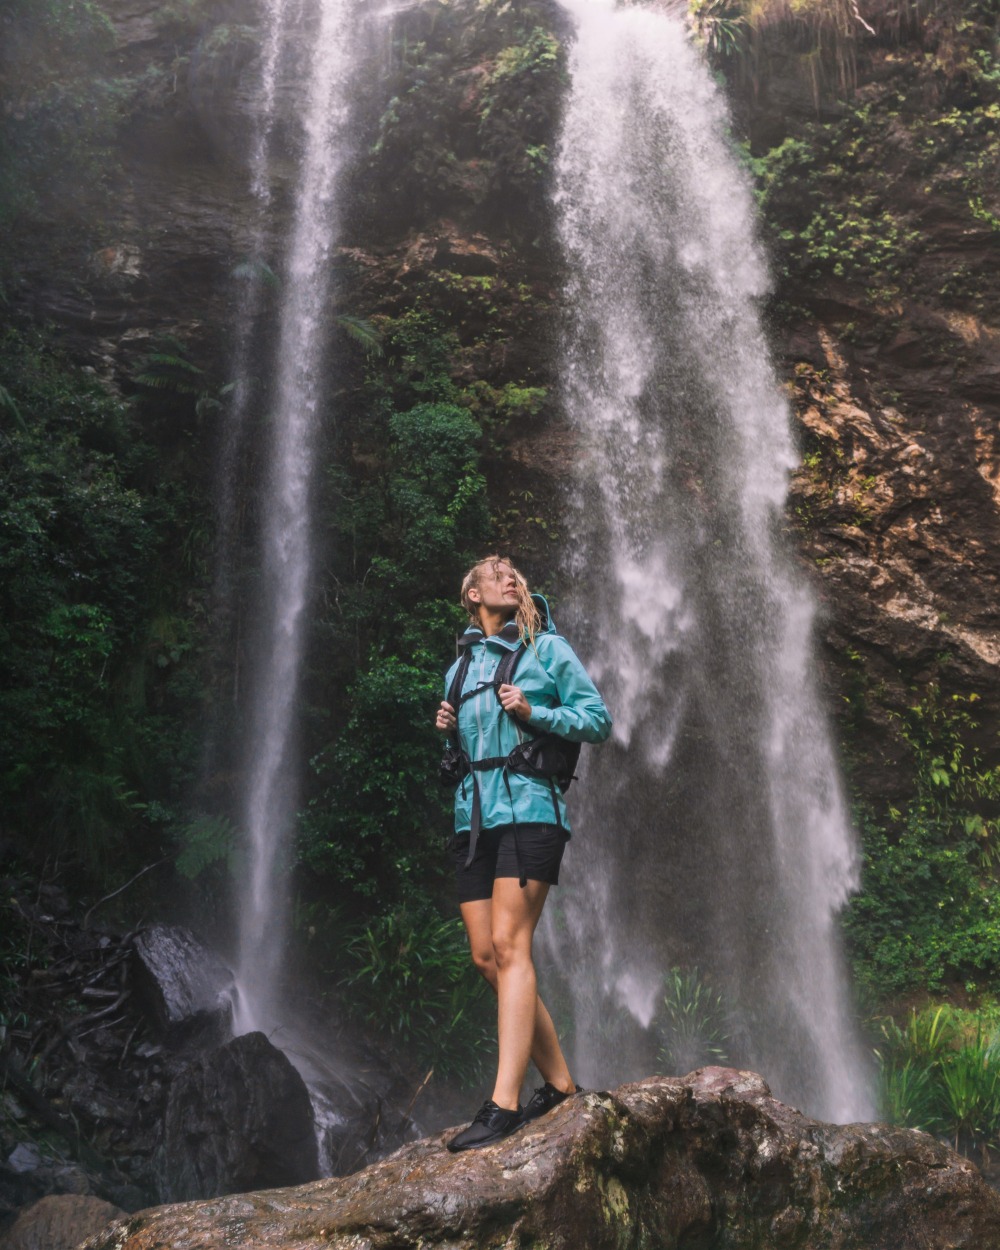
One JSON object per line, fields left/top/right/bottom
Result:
{"left": 461, "top": 555, "right": 542, "bottom": 642}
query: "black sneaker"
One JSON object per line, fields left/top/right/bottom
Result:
{"left": 446, "top": 1099, "right": 525, "bottom": 1153}
{"left": 522, "top": 1082, "right": 582, "bottom": 1122}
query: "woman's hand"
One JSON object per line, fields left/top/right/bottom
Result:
{"left": 498, "top": 683, "right": 533, "bottom": 721}
{"left": 436, "top": 701, "right": 457, "bottom": 733}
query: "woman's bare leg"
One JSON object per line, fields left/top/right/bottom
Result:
{"left": 460, "top": 895, "right": 574, "bottom": 1104}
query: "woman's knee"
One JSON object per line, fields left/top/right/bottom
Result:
{"left": 492, "top": 929, "right": 532, "bottom": 972}
{"left": 471, "top": 946, "right": 497, "bottom": 983}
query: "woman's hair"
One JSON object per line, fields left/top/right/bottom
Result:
{"left": 461, "top": 555, "right": 542, "bottom": 645}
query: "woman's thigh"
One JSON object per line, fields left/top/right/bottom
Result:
{"left": 460, "top": 898, "right": 495, "bottom": 969}
{"left": 491, "top": 877, "right": 549, "bottom": 960}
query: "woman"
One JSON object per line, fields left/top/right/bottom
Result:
{"left": 436, "top": 555, "right": 612, "bottom": 1152}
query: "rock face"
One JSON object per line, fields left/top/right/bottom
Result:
{"left": 157, "top": 1031, "right": 319, "bottom": 1203}
{"left": 0, "top": 1194, "right": 124, "bottom": 1250}
{"left": 131, "top": 925, "right": 234, "bottom": 1037}
{"left": 84, "top": 1069, "right": 1000, "bottom": 1250}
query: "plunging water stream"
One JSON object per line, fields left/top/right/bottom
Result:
{"left": 228, "top": 0, "right": 361, "bottom": 1039}
{"left": 549, "top": 0, "right": 873, "bottom": 1122}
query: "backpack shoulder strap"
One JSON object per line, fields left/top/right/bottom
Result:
{"left": 494, "top": 641, "right": 525, "bottom": 691}
{"left": 446, "top": 649, "right": 473, "bottom": 716}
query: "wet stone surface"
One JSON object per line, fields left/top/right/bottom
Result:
{"left": 82, "top": 1068, "right": 1000, "bottom": 1250}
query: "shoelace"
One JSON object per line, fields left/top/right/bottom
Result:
{"left": 474, "top": 1100, "right": 501, "bottom": 1123}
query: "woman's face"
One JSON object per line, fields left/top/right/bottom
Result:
{"left": 469, "top": 561, "right": 520, "bottom": 616}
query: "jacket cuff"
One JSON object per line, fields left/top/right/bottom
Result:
{"left": 526, "top": 704, "right": 553, "bottom": 731}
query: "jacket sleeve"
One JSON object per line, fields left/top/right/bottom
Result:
{"left": 525, "top": 636, "right": 613, "bottom": 743}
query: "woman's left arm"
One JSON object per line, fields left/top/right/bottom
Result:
{"left": 524, "top": 637, "right": 613, "bottom": 743}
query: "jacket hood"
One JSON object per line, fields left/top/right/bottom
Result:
{"left": 456, "top": 592, "right": 557, "bottom": 652}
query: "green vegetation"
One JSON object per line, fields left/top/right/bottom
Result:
{"left": 845, "top": 690, "right": 1000, "bottom": 998}
{"left": 478, "top": 26, "right": 566, "bottom": 193}
{"left": 340, "top": 908, "right": 493, "bottom": 1082}
{"left": 749, "top": 119, "right": 923, "bottom": 303}
{"left": 298, "top": 309, "right": 491, "bottom": 911}
{"left": 689, "top": 0, "right": 748, "bottom": 58}
{"left": 0, "top": 329, "right": 207, "bottom": 873}
{"left": 875, "top": 1005, "right": 1000, "bottom": 1155}
{"left": 845, "top": 687, "right": 1000, "bottom": 1157}
{"left": 0, "top": 0, "right": 126, "bottom": 266}
{"left": 655, "top": 967, "right": 731, "bottom": 1074}
{"left": 741, "top": 0, "right": 999, "bottom": 311}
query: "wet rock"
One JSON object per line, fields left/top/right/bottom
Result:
{"left": 84, "top": 1068, "right": 1000, "bottom": 1250}
{"left": 0, "top": 1194, "right": 123, "bottom": 1250}
{"left": 130, "top": 925, "right": 233, "bottom": 1038}
{"left": 157, "top": 1031, "right": 319, "bottom": 1202}
{"left": 3, "top": 1148, "right": 39, "bottom": 1178}
{"left": 101, "top": 0, "right": 169, "bottom": 49}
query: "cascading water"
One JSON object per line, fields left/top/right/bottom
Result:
{"left": 204, "top": 0, "right": 295, "bottom": 772}
{"left": 228, "top": 0, "right": 362, "bottom": 1039}
{"left": 548, "top": 0, "right": 874, "bottom": 1123}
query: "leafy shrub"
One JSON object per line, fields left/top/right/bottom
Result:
{"left": 844, "top": 690, "right": 1000, "bottom": 999}
{"left": 0, "top": 0, "right": 124, "bottom": 244}
{"left": 340, "top": 907, "right": 492, "bottom": 1084}
{"left": 0, "top": 328, "right": 207, "bottom": 873}
{"left": 874, "top": 1006, "right": 1000, "bottom": 1152}
{"left": 655, "top": 966, "right": 731, "bottom": 1074}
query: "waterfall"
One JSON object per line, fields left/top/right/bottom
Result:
{"left": 549, "top": 0, "right": 874, "bottom": 1123}
{"left": 228, "top": 0, "right": 362, "bottom": 1038}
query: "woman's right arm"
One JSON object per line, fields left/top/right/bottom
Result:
{"left": 524, "top": 636, "right": 612, "bottom": 744}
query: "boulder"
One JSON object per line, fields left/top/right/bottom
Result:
{"left": 83, "top": 1068, "right": 1000, "bottom": 1250}
{"left": 130, "top": 925, "right": 233, "bottom": 1038}
{"left": 0, "top": 1194, "right": 123, "bottom": 1250}
{"left": 157, "top": 1031, "right": 319, "bottom": 1203}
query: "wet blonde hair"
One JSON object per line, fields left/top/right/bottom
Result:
{"left": 461, "top": 554, "right": 542, "bottom": 646}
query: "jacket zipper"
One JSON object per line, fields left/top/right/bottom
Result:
{"left": 474, "top": 644, "right": 487, "bottom": 761}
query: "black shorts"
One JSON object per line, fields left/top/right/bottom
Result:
{"left": 453, "top": 823, "right": 569, "bottom": 904}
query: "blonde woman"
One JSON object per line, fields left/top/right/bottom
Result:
{"left": 436, "top": 555, "right": 612, "bottom": 1151}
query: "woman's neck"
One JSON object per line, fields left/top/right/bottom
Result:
{"left": 479, "top": 607, "right": 516, "bottom": 638}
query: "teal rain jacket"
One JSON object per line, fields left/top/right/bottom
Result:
{"left": 443, "top": 596, "right": 612, "bottom": 835}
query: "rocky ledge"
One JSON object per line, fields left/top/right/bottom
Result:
{"left": 82, "top": 1067, "right": 1000, "bottom": 1250}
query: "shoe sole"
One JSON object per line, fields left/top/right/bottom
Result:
{"left": 446, "top": 1119, "right": 527, "bottom": 1153}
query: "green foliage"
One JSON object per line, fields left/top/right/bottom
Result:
{"left": 483, "top": 28, "right": 561, "bottom": 107}
{"left": 299, "top": 312, "right": 491, "bottom": 913}
{"left": 0, "top": 0, "right": 127, "bottom": 247}
{"left": 340, "top": 907, "right": 492, "bottom": 1083}
{"left": 478, "top": 27, "right": 565, "bottom": 191}
{"left": 796, "top": 199, "right": 919, "bottom": 286}
{"left": 844, "top": 690, "right": 1000, "bottom": 998}
{"left": 300, "top": 656, "right": 451, "bottom": 898}
{"left": 655, "top": 966, "right": 731, "bottom": 1074}
{"left": 689, "top": 0, "right": 748, "bottom": 58}
{"left": 175, "top": 814, "right": 238, "bottom": 880}
{"left": 133, "top": 340, "right": 206, "bottom": 395}
{"left": 0, "top": 327, "right": 207, "bottom": 873}
{"left": 230, "top": 258, "right": 280, "bottom": 288}
{"left": 752, "top": 113, "right": 921, "bottom": 300}
{"left": 336, "top": 315, "right": 384, "bottom": 357}
{"left": 874, "top": 1006, "right": 1000, "bottom": 1152}
{"left": 368, "top": 310, "right": 460, "bottom": 412}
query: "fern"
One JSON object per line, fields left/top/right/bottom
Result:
{"left": 336, "top": 314, "right": 384, "bottom": 357}
{"left": 133, "top": 337, "right": 205, "bottom": 395}
{"left": 175, "top": 813, "right": 238, "bottom": 880}
{"left": 0, "top": 383, "right": 26, "bottom": 431}
{"left": 231, "top": 257, "right": 280, "bottom": 288}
